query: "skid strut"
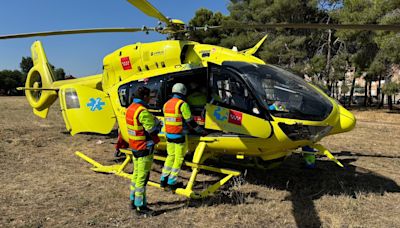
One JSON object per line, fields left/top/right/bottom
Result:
{"left": 75, "top": 142, "right": 240, "bottom": 199}
{"left": 293, "top": 143, "right": 344, "bottom": 168}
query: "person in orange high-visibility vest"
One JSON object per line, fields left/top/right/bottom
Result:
{"left": 160, "top": 83, "right": 207, "bottom": 189}
{"left": 126, "top": 86, "right": 161, "bottom": 216}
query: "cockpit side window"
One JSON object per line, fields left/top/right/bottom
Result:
{"left": 211, "top": 67, "right": 260, "bottom": 116}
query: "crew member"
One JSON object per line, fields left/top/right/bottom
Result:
{"left": 126, "top": 86, "right": 160, "bottom": 215}
{"left": 187, "top": 82, "right": 207, "bottom": 108}
{"left": 268, "top": 101, "right": 285, "bottom": 111}
{"left": 160, "top": 83, "right": 207, "bottom": 189}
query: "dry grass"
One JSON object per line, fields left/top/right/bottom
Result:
{"left": 1, "top": 96, "right": 399, "bottom": 227}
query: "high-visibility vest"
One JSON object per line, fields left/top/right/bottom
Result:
{"left": 126, "top": 102, "right": 147, "bottom": 150}
{"left": 163, "top": 97, "right": 185, "bottom": 134}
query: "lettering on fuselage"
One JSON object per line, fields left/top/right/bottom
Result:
{"left": 150, "top": 50, "right": 164, "bottom": 56}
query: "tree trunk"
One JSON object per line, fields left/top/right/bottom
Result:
{"left": 363, "top": 79, "right": 368, "bottom": 107}
{"left": 326, "top": 28, "right": 332, "bottom": 93}
{"left": 368, "top": 79, "right": 372, "bottom": 106}
{"left": 330, "top": 81, "right": 334, "bottom": 97}
{"left": 379, "top": 93, "right": 385, "bottom": 108}
{"left": 377, "top": 75, "right": 382, "bottom": 109}
{"left": 388, "top": 95, "right": 393, "bottom": 110}
{"left": 335, "top": 81, "right": 339, "bottom": 98}
{"left": 349, "top": 77, "right": 356, "bottom": 107}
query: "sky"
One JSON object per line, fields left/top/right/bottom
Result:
{"left": 0, "top": 0, "right": 230, "bottom": 76}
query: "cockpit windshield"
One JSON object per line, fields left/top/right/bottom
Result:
{"left": 239, "top": 64, "right": 333, "bottom": 121}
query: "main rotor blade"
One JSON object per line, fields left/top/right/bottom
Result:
{"left": 197, "top": 23, "right": 400, "bottom": 31}
{"left": 126, "top": 0, "right": 170, "bottom": 24}
{"left": 0, "top": 27, "right": 147, "bottom": 40}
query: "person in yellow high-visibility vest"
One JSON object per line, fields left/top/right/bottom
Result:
{"left": 187, "top": 82, "right": 207, "bottom": 108}
{"left": 126, "top": 86, "right": 161, "bottom": 216}
{"left": 160, "top": 83, "right": 207, "bottom": 189}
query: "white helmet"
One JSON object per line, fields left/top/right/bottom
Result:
{"left": 172, "top": 83, "right": 187, "bottom": 96}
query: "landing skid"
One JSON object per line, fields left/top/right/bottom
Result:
{"left": 75, "top": 142, "right": 240, "bottom": 199}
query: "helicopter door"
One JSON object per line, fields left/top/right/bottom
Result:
{"left": 204, "top": 64, "right": 272, "bottom": 138}
{"left": 59, "top": 85, "right": 116, "bottom": 136}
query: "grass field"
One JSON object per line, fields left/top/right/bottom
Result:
{"left": 1, "top": 96, "right": 399, "bottom": 227}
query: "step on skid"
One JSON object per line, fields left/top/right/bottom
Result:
{"left": 75, "top": 141, "right": 241, "bottom": 199}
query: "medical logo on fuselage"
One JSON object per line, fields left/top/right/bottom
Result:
{"left": 87, "top": 97, "right": 105, "bottom": 111}
{"left": 228, "top": 110, "right": 243, "bottom": 126}
{"left": 120, "top": 56, "right": 132, "bottom": 70}
{"left": 213, "top": 106, "right": 228, "bottom": 121}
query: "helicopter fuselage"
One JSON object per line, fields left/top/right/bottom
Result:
{"left": 94, "top": 40, "right": 356, "bottom": 162}
{"left": 19, "top": 39, "right": 356, "bottom": 163}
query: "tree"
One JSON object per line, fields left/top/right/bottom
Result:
{"left": 54, "top": 68, "right": 66, "bottom": 81}
{"left": 189, "top": 8, "right": 227, "bottom": 44}
{"left": 340, "top": 83, "right": 349, "bottom": 96}
{"left": 382, "top": 82, "right": 400, "bottom": 110}
{"left": 0, "top": 70, "right": 24, "bottom": 95}
{"left": 49, "top": 63, "right": 66, "bottom": 81}
{"left": 20, "top": 57, "right": 33, "bottom": 74}
{"left": 330, "top": 0, "right": 400, "bottom": 106}
{"left": 0, "top": 56, "right": 66, "bottom": 96}
{"left": 229, "top": 0, "right": 326, "bottom": 73}
{"left": 368, "top": 54, "right": 387, "bottom": 108}
{"left": 189, "top": 0, "right": 328, "bottom": 74}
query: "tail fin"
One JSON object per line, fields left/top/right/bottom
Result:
{"left": 24, "top": 41, "right": 58, "bottom": 118}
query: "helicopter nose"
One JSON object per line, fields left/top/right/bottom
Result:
{"left": 331, "top": 105, "right": 356, "bottom": 134}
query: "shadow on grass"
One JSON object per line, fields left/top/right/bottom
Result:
{"left": 233, "top": 153, "right": 400, "bottom": 228}
{"left": 97, "top": 148, "right": 400, "bottom": 226}
{"left": 150, "top": 152, "right": 400, "bottom": 225}
{"left": 61, "top": 129, "right": 119, "bottom": 138}
{"left": 332, "top": 150, "right": 400, "bottom": 159}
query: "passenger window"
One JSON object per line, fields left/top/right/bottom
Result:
{"left": 211, "top": 68, "right": 259, "bottom": 115}
{"left": 118, "top": 84, "right": 129, "bottom": 107}
{"left": 144, "top": 77, "right": 164, "bottom": 112}
{"left": 117, "top": 76, "right": 165, "bottom": 115}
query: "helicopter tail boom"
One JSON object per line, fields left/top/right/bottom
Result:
{"left": 23, "top": 41, "right": 104, "bottom": 120}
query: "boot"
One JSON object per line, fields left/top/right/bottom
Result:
{"left": 160, "top": 178, "right": 168, "bottom": 188}
{"left": 129, "top": 200, "right": 135, "bottom": 211}
{"left": 168, "top": 182, "right": 184, "bottom": 191}
{"left": 114, "top": 149, "right": 123, "bottom": 157}
{"left": 135, "top": 205, "right": 154, "bottom": 217}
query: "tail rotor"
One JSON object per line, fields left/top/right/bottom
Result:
{"left": 19, "top": 41, "right": 58, "bottom": 118}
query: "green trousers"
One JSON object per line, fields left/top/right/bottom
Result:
{"left": 160, "top": 142, "right": 186, "bottom": 185}
{"left": 130, "top": 153, "right": 154, "bottom": 207}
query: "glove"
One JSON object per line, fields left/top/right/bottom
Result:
{"left": 194, "top": 126, "right": 208, "bottom": 136}
{"left": 151, "top": 134, "right": 160, "bottom": 144}
{"left": 200, "top": 130, "right": 209, "bottom": 136}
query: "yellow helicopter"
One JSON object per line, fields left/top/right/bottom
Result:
{"left": 2, "top": 0, "right": 399, "bottom": 199}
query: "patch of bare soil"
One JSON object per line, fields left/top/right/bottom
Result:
{"left": 1, "top": 97, "right": 399, "bottom": 227}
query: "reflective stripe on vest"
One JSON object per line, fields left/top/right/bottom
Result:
{"left": 126, "top": 103, "right": 147, "bottom": 150}
{"left": 163, "top": 97, "right": 184, "bottom": 134}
